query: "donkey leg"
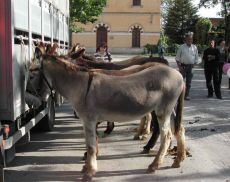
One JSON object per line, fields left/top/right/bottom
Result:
{"left": 172, "top": 126, "right": 186, "bottom": 168}
{"left": 82, "top": 120, "right": 98, "bottom": 181}
{"left": 147, "top": 115, "right": 172, "bottom": 173}
{"left": 82, "top": 131, "right": 99, "bottom": 161}
{"left": 142, "top": 113, "right": 152, "bottom": 140}
{"left": 134, "top": 116, "right": 146, "bottom": 140}
{"left": 142, "top": 113, "right": 160, "bottom": 153}
{"left": 104, "top": 121, "right": 115, "bottom": 134}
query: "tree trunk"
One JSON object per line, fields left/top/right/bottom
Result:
{"left": 225, "top": 14, "right": 230, "bottom": 46}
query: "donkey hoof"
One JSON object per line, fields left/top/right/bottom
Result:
{"left": 141, "top": 148, "right": 149, "bottom": 154}
{"left": 82, "top": 173, "right": 93, "bottom": 182}
{"left": 141, "top": 135, "right": 148, "bottom": 140}
{"left": 133, "top": 135, "right": 141, "bottom": 140}
{"left": 147, "top": 164, "right": 157, "bottom": 173}
{"left": 81, "top": 165, "right": 87, "bottom": 173}
{"left": 104, "top": 129, "right": 113, "bottom": 135}
{"left": 171, "top": 161, "right": 181, "bottom": 168}
{"left": 82, "top": 152, "right": 87, "bottom": 161}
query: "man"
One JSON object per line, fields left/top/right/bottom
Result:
{"left": 218, "top": 40, "right": 228, "bottom": 85}
{"left": 176, "top": 32, "right": 199, "bottom": 100}
{"left": 203, "top": 40, "right": 221, "bottom": 99}
{"left": 158, "top": 42, "right": 165, "bottom": 59}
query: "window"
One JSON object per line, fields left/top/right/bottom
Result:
{"left": 133, "top": 0, "right": 141, "bottom": 6}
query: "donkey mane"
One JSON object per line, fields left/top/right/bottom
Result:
{"left": 44, "top": 54, "right": 168, "bottom": 78}
{"left": 44, "top": 55, "right": 89, "bottom": 72}
{"left": 89, "top": 62, "right": 164, "bottom": 77}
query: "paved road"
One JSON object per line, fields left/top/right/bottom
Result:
{"left": 4, "top": 55, "right": 230, "bottom": 182}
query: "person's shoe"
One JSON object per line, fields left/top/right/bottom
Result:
{"left": 216, "top": 95, "right": 222, "bottom": 99}
{"left": 184, "top": 96, "right": 190, "bottom": 100}
{"left": 207, "top": 95, "right": 213, "bottom": 98}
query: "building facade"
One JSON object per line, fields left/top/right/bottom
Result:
{"left": 72, "top": 0, "right": 161, "bottom": 53}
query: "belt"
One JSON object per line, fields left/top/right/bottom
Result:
{"left": 181, "top": 63, "right": 193, "bottom": 66}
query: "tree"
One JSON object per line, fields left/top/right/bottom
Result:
{"left": 164, "top": 0, "right": 199, "bottom": 44}
{"left": 195, "top": 18, "right": 212, "bottom": 45}
{"left": 199, "top": 0, "right": 230, "bottom": 45}
{"left": 161, "top": 0, "right": 174, "bottom": 27}
{"left": 70, "top": 0, "right": 107, "bottom": 32}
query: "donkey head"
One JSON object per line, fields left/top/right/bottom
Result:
{"left": 28, "top": 42, "right": 53, "bottom": 102}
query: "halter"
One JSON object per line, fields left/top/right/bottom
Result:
{"left": 40, "top": 59, "right": 54, "bottom": 100}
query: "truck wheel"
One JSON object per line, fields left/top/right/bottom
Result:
{"left": 54, "top": 92, "right": 61, "bottom": 107}
{"left": 37, "top": 96, "right": 55, "bottom": 131}
{"left": 74, "top": 110, "right": 79, "bottom": 119}
{"left": 0, "top": 165, "right": 4, "bottom": 182}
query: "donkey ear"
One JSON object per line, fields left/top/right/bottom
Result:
{"left": 35, "top": 42, "right": 45, "bottom": 61}
{"left": 35, "top": 47, "right": 43, "bottom": 60}
{"left": 70, "top": 47, "right": 86, "bottom": 59}
{"left": 50, "top": 43, "right": 59, "bottom": 55}
{"left": 78, "top": 47, "right": 86, "bottom": 56}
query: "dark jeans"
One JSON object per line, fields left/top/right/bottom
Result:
{"left": 180, "top": 64, "right": 193, "bottom": 97}
{"left": 204, "top": 67, "right": 221, "bottom": 97}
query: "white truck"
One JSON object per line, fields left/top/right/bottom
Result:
{"left": 0, "top": 0, "right": 69, "bottom": 180}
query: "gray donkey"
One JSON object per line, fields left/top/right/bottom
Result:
{"left": 33, "top": 49, "right": 186, "bottom": 181}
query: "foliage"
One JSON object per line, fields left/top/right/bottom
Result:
{"left": 196, "top": 44, "right": 208, "bottom": 54}
{"left": 69, "top": 0, "right": 107, "bottom": 32}
{"left": 164, "top": 0, "right": 199, "bottom": 44}
{"left": 195, "top": 18, "right": 212, "bottom": 45}
{"left": 199, "top": 0, "right": 230, "bottom": 16}
{"left": 158, "top": 29, "right": 169, "bottom": 46}
{"left": 161, "top": 0, "right": 174, "bottom": 28}
{"left": 166, "top": 43, "right": 180, "bottom": 54}
{"left": 143, "top": 44, "right": 158, "bottom": 55}
{"left": 198, "top": 0, "right": 230, "bottom": 44}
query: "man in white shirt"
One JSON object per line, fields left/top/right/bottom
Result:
{"left": 176, "top": 32, "right": 199, "bottom": 100}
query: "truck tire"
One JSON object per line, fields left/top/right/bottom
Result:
{"left": 74, "top": 110, "right": 79, "bottom": 119}
{"left": 54, "top": 92, "right": 61, "bottom": 107}
{"left": 37, "top": 96, "right": 55, "bottom": 131}
{"left": 0, "top": 166, "right": 4, "bottom": 182}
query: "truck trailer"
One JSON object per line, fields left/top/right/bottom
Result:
{"left": 0, "top": 0, "right": 69, "bottom": 180}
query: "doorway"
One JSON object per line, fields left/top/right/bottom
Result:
{"left": 96, "top": 26, "right": 107, "bottom": 48}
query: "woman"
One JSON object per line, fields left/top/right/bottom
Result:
{"left": 94, "top": 43, "right": 112, "bottom": 62}
{"left": 218, "top": 40, "right": 228, "bottom": 85}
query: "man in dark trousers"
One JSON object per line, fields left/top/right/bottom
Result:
{"left": 176, "top": 32, "right": 199, "bottom": 100}
{"left": 203, "top": 40, "right": 222, "bottom": 99}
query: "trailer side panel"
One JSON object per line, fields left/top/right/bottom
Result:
{"left": 0, "top": 0, "right": 13, "bottom": 121}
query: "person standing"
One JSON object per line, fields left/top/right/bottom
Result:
{"left": 94, "top": 42, "right": 114, "bottom": 134}
{"left": 158, "top": 42, "right": 165, "bottom": 59}
{"left": 203, "top": 40, "right": 222, "bottom": 99}
{"left": 218, "top": 40, "right": 228, "bottom": 85}
{"left": 94, "top": 42, "right": 112, "bottom": 62}
{"left": 176, "top": 32, "right": 199, "bottom": 100}
{"left": 226, "top": 44, "right": 230, "bottom": 89}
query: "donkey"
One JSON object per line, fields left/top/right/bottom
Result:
{"left": 34, "top": 50, "right": 186, "bottom": 181}
{"left": 70, "top": 48, "right": 169, "bottom": 70}
{"left": 36, "top": 43, "right": 173, "bottom": 153}
{"left": 70, "top": 48, "right": 169, "bottom": 136}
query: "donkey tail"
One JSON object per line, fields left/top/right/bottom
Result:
{"left": 175, "top": 84, "right": 185, "bottom": 134}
